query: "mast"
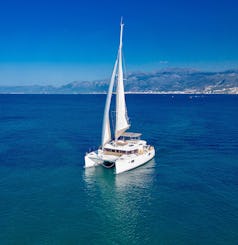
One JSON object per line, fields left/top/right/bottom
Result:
{"left": 115, "top": 18, "right": 130, "bottom": 140}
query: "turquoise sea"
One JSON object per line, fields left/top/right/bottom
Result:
{"left": 0, "top": 94, "right": 238, "bottom": 244}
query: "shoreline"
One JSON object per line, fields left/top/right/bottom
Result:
{"left": 0, "top": 92, "right": 237, "bottom": 95}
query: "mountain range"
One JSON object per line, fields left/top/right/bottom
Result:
{"left": 1, "top": 68, "right": 238, "bottom": 94}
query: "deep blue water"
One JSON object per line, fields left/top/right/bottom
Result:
{"left": 0, "top": 94, "right": 238, "bottom": 244}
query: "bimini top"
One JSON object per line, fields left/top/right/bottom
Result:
{"left": 121, "top": 132, "right": 142, "bottom": 138}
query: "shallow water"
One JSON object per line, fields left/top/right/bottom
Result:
{"left": 0, "top": 94, "right": 238, "bottom": 244}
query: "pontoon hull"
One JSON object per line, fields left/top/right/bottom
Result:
{"left": 84, "top": 147, "right": 155, "bottom": 174}
{"left": 84, "top": 152, "right": 103, "bottom": 168}
{"left": 115, "top": 148, "right": 155, "bottom": 174}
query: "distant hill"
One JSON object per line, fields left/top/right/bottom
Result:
{"left": 1, "top": 68, "right": 238, "bottom": 94}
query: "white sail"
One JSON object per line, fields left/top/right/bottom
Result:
{"left": 115, "top": 20, "right": 130, "bottom": 139}
{"left": 101, "top": 58, "right": 118, "bottom": 146}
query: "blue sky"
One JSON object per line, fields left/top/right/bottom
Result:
{"left": 0, "top": 0, "right": 238, "bottom": 85}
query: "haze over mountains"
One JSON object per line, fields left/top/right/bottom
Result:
{"left": 1, "top": 68, "right": 238, "bottom": 94}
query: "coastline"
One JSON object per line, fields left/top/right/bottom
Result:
{"left": 0, "top": 91, "right": 238, "bottom": 95}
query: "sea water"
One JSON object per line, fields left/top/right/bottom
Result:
{"left": 0, "top": 94, "right": 237, "bottom": 244}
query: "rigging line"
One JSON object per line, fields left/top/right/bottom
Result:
{"left": 110, "top": 109, "right": 116, "bottom": 139}
{"left": 122, "top": 51, "right": 130, "bottom": 124}
{"left": 122, "top": 51, "right": 128, "bottom": 82}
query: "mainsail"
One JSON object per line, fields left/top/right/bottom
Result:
{"left": 101, "top": 19, "right": 130, "bottom": 146}
{"left": 115, "top": 20, "right": 130, "bottom": 139}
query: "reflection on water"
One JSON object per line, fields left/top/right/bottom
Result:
{"left": 84, "top": 159, "right": 156, "bottom": 190}
{"left": 115, "top": 159, "right": 156, "bottom": 189}
{"left": 84, "top": 165, "right": 116, "bottom": 188}
{"left": 83, "top": 160, "right": 157, "bottom": 243}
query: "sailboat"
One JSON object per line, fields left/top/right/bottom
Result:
{"left": 85, "top": 19, "right": 155, "bottom": 174}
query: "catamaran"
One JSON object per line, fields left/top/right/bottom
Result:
{"left": 84, "top": 19, "right": 155, "bottom": 174}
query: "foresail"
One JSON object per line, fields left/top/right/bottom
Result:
{"left": 101, "top": 58, "right": 118, "bottom": 146}
{"left": 102, "top": 117, "right": 111, "bottom": 146}
{"left": 115, "top": 21, "right": 130, "bottom": 139}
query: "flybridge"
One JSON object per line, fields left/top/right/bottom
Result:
{"left": 121, "top": 132, "right": 142, "bottom": 137}
{"left": 120, "top": 132, "right": 142, "bottom": 139}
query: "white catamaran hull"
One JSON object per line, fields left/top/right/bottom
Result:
{"left": 115, "top": 148, "right": 155, "bottom": 174}
{"left": 85, "top": 147, "right": 155, "bottom": 174}
{"left": 85, "top": 152, "right": 103, "bottom": 168}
